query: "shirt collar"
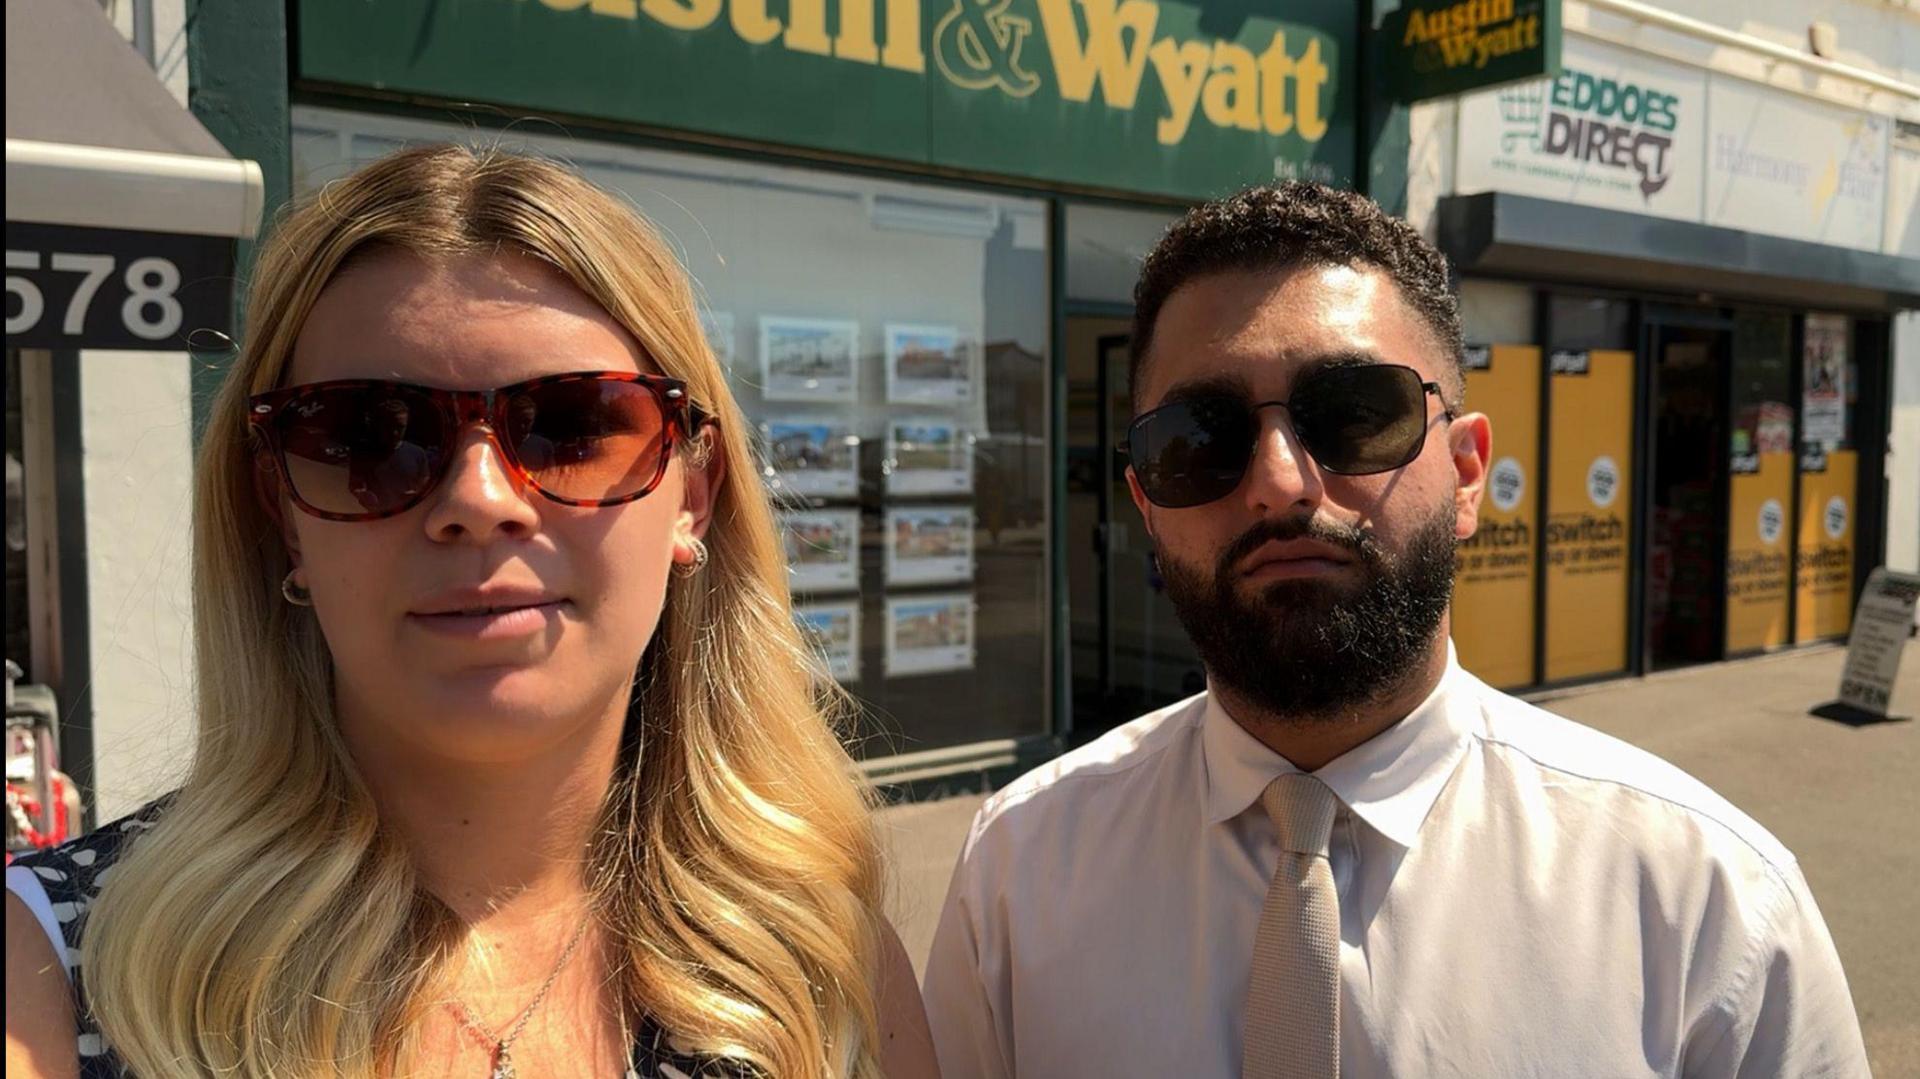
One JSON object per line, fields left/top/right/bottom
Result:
{"left": 1199, "top": 644, "right": 1478, "bottom": 849}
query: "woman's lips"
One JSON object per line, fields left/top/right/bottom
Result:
{"left": 408, "top": 600, "right": 569, "bottom": 640}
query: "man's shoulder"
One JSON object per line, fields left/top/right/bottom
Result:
{"left": 1466, "top": 679, "right": 1797, "bottom": 874}
{"left": 965, "top": 692, "right": 1208, "bottom": 846}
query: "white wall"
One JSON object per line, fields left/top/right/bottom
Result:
{"left": 1891, "top": 312, "right": 1920, "bottom": 574}
{"left": 1627, "top": 0, "right": 1920, "bottom": 93}
{"left": 78, "top": 354, "right": 197, "bottom": 821}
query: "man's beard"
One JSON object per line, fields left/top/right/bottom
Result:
{"left": 1157, "top": 505, "right": 1456, "bottom": 721}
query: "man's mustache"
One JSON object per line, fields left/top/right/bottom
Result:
{"left": 1218, "top": 516, "right": 1369, "bottom": 574}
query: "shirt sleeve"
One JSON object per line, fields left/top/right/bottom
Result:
{"left": 920, "top": 812, "right": 1015, "bottom": 1079}
{"left": 1682, "top": 864, "right": 1871, "bottom": 1078}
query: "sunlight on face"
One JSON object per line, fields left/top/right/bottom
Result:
{"left": 283, "top": 251, "right": 692, "bottom": 765}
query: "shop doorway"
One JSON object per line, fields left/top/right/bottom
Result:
{"left": 1064, "top": 313, "right": 1202, "bottom": 743}
{"left": 1643, "top": 316, "right": 1733, "bottom": 670}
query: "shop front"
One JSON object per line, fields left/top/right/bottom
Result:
{"left": 282, "top": 0, "right": 1364, "bottom": 780}
{"left": 7, "top": 0, "right": 264, "bottom": 841}
{"left": 1430, "top": 29, "right": 1917, "bottom": 690}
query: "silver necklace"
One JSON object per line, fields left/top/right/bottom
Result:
{"left": 449, "top": 918, "right": 594, "bottom": 1079}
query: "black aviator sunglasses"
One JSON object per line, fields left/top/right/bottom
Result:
{"left": 1126, "top": 362, "right": 1455, "bottom": 509}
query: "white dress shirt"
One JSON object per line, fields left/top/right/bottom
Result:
{"left": 922, "top": 651, "right": 1869, "bottom": 1078}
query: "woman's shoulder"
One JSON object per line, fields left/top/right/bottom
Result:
{"left": 9, "top": 797, "right": 172, "bottom": 911}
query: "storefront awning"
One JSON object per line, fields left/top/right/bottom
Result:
{"left": 5, "top": 0, "right": 264, "bottom": 350}
{"left": 5, "top": 0, "right": 262, "bottom": 239}
{"left": 1437, "top": 193, "right": 1920, "bottom": 312}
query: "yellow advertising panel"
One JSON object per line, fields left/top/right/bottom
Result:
{"left": 1725, "top": 453, "right": 1794, "bottom": 653}
{"left": 1544, "top": 348, "right": 1634, "bottom": 681}
{"left": 1452, "top": 345, "right": 1540, "bottom": 689}
{"left": 1795, "top": 450, "right": 1857, "bottom": 641}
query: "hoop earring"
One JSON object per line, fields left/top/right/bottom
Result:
{"left": 673, "top": 538, "right": 708, "bottom": 579}
{"left": 281, "top": 571, "right": 313, "bottom": 607}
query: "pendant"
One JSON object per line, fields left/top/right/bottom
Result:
{"left": 490, "top": 1045, "right": 516, "bottom": 1079}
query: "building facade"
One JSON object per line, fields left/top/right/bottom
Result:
{"left": 1406, "top": 0, "right": 1919, "bottom": 687}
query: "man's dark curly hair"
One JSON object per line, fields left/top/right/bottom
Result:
{"left": 1131, "top": 182, "right": 1463, "bottom": 409}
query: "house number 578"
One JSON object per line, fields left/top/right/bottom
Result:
{"left": 5, "top": 250, "right": 185, "bottom": 341}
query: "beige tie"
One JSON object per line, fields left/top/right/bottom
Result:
{"left": 1243, "top": 773, "right": 1341, "bottom": 1079}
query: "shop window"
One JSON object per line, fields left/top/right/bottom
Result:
{"left": 1795, "top": 313, "right": 1858, "bottom": 642}
{"left": 1452, "top": 280, "right": 1541, "bottom": 689}
{"left": 289, "top": 109, "right": 1053, "bottom": 761}
{"left": 1725, "top": 311, "right": 1793, "bottom": 654}
{"left": 1542, "top": 296, "right": 1634, "bottom": 681}
{"left": 1064, "top": 204, "right": 1175, "bottom": 308}
{"left": 1061, "top": 203, "right": 1189, "bottom": 735}
{"left": 1458, "top": 279, "right": 1532, "bottom": 346}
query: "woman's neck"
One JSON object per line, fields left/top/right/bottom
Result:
{"left": 338, "top": 696, "right": 629, "bottom": 929}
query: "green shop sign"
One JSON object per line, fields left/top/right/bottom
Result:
{"left": 1380, "top": 0, "right": 1559, "bottom": 103}
{"left": 296, "top": 0, "right": 1354, "bottom": 200}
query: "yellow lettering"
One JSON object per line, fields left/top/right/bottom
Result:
{"left": 534, "top": 0, "right": 640, "bottom": 12}
{"left": 1036, "top": 0, "right": 1158, "bottom": 108}
{"left": 785, "top": 0, "right": 831, "bottom": 54}
{"left": 1257, "top": 30, "right": 1294, "bottom": 136}
{"left": 640, "top": 0, "right": 719, "bottom": 30}
{"left": 1202, "top": 41, "right": 1261, "bottom": 132}
{"left": 835, "top": 0, "right": 880, "bottom": 63}
{"left": 1148, "top": 37, "right": 1211, "bottom": 144}
{"left": 1402, "top": 9, "right": 1426, "bottom": 44}
{"left": 882, "top": 0, "right": 925, "bottom": 72}
{"left": 1295, "top": 36, "right": 1330, "bottom": 142}
{"left": 731, "top": 0, "right": 781, "bottom": 45}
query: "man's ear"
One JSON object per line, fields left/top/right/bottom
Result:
{"left": 675, "top": 425, "right": 726, "bottom": 563}
{"left": 1125, "top": 465, "right": 1158, "bottom": 541}
{"left": 1451, "top": 411, "right": 1492, "bottom": 540}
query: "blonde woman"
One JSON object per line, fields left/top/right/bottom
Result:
{"left": 5, "top": 145, "right": 938, "bottom": 1079}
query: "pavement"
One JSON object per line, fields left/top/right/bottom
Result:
{"left": 876, "top": 641, "right": 1919, "bottom": 1076}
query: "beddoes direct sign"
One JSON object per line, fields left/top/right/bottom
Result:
{"left": 1455, "top": 35, "right": 1705, "bottom": 222}
{"left": 296, "top": 0, "right": 1356, "bottom": 200}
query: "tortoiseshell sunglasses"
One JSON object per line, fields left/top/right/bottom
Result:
{"left": 248, "top": 371, "right": 711, "bottom": 522}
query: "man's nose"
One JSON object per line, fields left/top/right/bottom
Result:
{"left": 1240, "top": 409, "right": 1324, "bottom": 516}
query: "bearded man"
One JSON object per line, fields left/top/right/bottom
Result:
{"left": 920, "top": 184, "right": 1868, "bottom": 1079}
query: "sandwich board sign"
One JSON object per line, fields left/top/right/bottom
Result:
{"left": 1831, "top": 567, "right": 1918, "bottom": 721}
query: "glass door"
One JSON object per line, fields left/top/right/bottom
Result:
{"left": 1644, "top": 319, "right": 1732, "bottom": 670}
{"left": 1065, "top": 316, "right": 1201, "bottom": 743}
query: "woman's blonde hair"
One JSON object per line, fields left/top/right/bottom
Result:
{"left": 82, "top": 144, "right": 886, "bottom": 1078}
